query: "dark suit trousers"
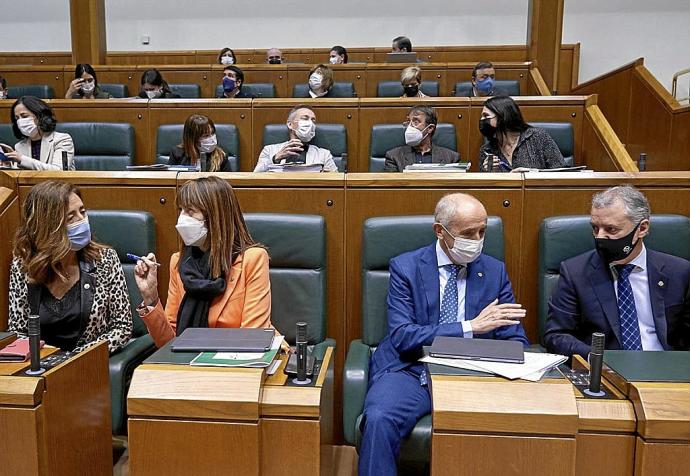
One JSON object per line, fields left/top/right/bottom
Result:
{"left": 359, "top": 369, "right": 431, "bottom": 476}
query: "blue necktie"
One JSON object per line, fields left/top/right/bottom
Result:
{"left": 616, "top": 264, "right": 642, "bottom": 351}
{"left": 421, "top": 264, "right": 461, "bottom": 386}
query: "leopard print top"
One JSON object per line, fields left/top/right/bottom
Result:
{"left": 8, "top": 247, "right": 133, "bottom": 354}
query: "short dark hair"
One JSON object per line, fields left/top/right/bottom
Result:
{"left": 217, "top": 47, "right": 236, "bottom": 64}
{"left": 74, "top": 63, "right": 98, "bottom": 85}
{"left": 287, "top": 104, "right": 315, "bottom": 122}
{"left": 393, "top": 36, "right": 412, "bottom": 52}
{"left": 11, "top": 96, "right": 57, "bottom": 139}
{"left": 409, "top": 105, "right": 437, "bottom": 136}
{"left": 472, "top": 61, "right": 494, "bottom": 79}
{"left": 223, "top": 65, "right": 245, "bottom": 86}
{"left": 0, "top": 75, "right": 7, "bottom": 90}
{"left": 330, "top": 45, "right": 348, "bottom": 64}
{"left": 140, "top": 68, "right": 172, "bottom": 94}
{"left": 483, "top": 95, "right": 530, "bottom": 145}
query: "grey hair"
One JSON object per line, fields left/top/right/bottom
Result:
{"left": 287, "top": 104, "right": 314, "bottom": 122}
{"left": 434, "top": 193, "right": 474, "bottom": 227}
{"left": 591, "top": 185, "right": 651, "bottom": 223}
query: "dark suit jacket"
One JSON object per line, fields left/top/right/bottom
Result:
{"left": 169, "top": 146, "right": 231, "bottom": 172}
{"left": 370, "top": 244, "right": 529, "bottom": 382}
{"left": 383, "top": 144, "right": 460, "bottom": 172}
{"left": 545, "top": 248, "right": 690, "bottom": 358}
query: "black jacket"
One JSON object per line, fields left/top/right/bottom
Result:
{"left": 169, "top": 146, "right": 231, "bottom": 172}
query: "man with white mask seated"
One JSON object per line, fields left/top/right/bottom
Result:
{"left": 254, "top": 105, "right": 338, "bottom": 172}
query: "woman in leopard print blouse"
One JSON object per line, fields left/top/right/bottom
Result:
{"left": 8, "top": 181, "right": 132, "bottom": 353}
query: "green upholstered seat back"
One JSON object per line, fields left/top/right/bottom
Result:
{"left": 361, "top": 215, "right": 504, "bottom": 346}
{"left": 538, "top": 214, "right": 690, "bottom": 344}
{"left": 0, "top": 123, "right": 15, "bottom": 147}
{"left": 453, "top": 80, "right": 521, "bottom": 96}
{"left": 100, "top": 83, "right": 129, "bottom": 98}
{"left": 88, "top": 210, "right": 157, "bottom": 337}
{"left": 262, "top": 124, "right": 347, "bottom": 172}
{"left": 369, "top": 123, "right": 457, "bottom": 172}
{"left": 168, "top": 84, "right": 200, "bottom": 98}
{"left": 214, "top": 83, "right": 277, "bottom": 98}
{"left": 377, "top": 81, "right": 438, "bottom": 97}
{"left": 155, "top": 124, "right": 239, "bottom": 171}
{"left": 7, "top": 85, "right": 54, "bottom": 99}
{"left": 292, "top": 82, "right": 356, "bottom": 98}
{"left": 56, "top": 122, "right": 135, "bottom": 171}
{"left": 530, "top": 122, "right": 575, "bottom": 167}
{"left": 244, "top": 213, "right": 327, "bottom": 345}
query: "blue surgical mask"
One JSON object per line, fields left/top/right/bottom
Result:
{"left": 67, "top": 217, "right": 91, "bottom": 251}
{"left": 222, "top": 77, "right": 236, "bottom": 93}
{"left": 476, "top": 77, "right": 494, "bottom": 94}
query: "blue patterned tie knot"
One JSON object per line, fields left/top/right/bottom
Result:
{"left": 615, "top": 263, "right": 642, "bottom": 351}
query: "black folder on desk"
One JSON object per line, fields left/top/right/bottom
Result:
{"left": 430, "top": 336, "right": 525, "bottom": 364}
{"left": 170, "top": 328, "right": 275, "bottom": 353}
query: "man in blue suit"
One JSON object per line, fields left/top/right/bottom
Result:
{"left": 545, "top": 185, "right": 690, "bottom": 358}
{"left": 359, "top": 193, "right": 529, "bottom": 476}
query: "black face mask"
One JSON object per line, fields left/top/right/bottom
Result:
{"left": 479, "top": 118, "right": 497, "bottom": 138}
{"left": 268, "top": 58, "right": 281, "bottom": 64}
{"left": 404, "top": 85, "right": 419, "bottom": 97}
{"left": 594, "top": 222, "right": 641, "bottom": 264}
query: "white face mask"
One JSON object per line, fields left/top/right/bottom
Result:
{"left": 145, "top": 89, "right": 161, "bottom": 99}
{"left": 81, "top": 81, "right": 96, "bottom": 94}
{"left": 404, "top": 124, "right": 430, "bottom": 147}
{"left": 329, "top": 56, "right": 339, "bottom": 65}
{"left": 0, "top": 90, "right": 7, "bottom": 99}
{"left": 199, "top": 134, "right": 217, "bottom": 153}
{"left": 220, "top": 55, "right": 234, "bottom": 65}
{"left": 440, "top": 224, "right": 484, "bottom": 265}
{"left": 175, "top": 213, "right": 208, "bottom": 247}
{"left": 308, "top": 73, "right": 323, "bottom": 90}
{"left": 293, "top": 119, "right": 316, "bottom": 142}
{"left": 17, "top": 117, "right": 38, "bottom": 137}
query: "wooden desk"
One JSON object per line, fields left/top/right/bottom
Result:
{"left": 127, "top": 346, "right": 335, "bottom": 476}
{"left": 0, "top": 342, "right": 112, "bottom": 475}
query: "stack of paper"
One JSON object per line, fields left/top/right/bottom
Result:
{"left": 403, "top": 162, "right": 470, "bottom": 173}
{"left": 420, "top": 351, "right": 567, "bottom": 382}
{"left": 266, "top": 163, "right": 323, "bottom": 173}
{"left": 190, "top": 336, "right": 284, "bottom": 368}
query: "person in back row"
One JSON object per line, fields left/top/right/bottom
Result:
{"left": 217, "top": 65, "right": 254, "bottom": 99}
{"left": 169, "top": 114, "right": 232, "bottom": 172}
{"left": 254, "top": 105, "right": 338, "bottom": 172}
{"left": 266, "top": 48, "right": 283, "bottom": 64}
{"left": 307, "top": 64, "right": 335, "bottom": 98}
{"left": 468, "top": 61, "right": 501, "bottom": 98}
{"left": 65, "top": 64, "right": 112, "bottom": 99}
{"left": 384, "top": 105, "right": 460, "bottom": 172}
{"left": 0, "top": 75, "right": 7, "bottom": 99}
{"left": 137, "top": 69, "right": 180, "bottom": 99}
{"left": 391, "top": 36, "right": 412, "bottom": 53}
{"left": 400, "top": 66, "right": 426, "bottom": 98}
{"left": 218, "top": 47, "right": 237, "bottom": 65}
{"left": 329, "top": 46, "right": 348, "bottom": 64}
{"left": 358, "top": 193, "right": 529, "bottom": 476}
{"left": 478, "top": 95, "right": 565, "bottom": 172}
{"left": 1, "top": 96, "right": 75, "bottom": 170}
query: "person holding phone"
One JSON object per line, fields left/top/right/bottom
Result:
{"left": 65, "top": 64, "right": 112, "bottom": 99}
{"left": 0, "top": 96, "right": 75, "bottom": 170}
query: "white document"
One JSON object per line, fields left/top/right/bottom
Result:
{"left": 212, "top": 335, "right": 284, "bottom": 360}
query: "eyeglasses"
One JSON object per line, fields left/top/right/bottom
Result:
{"left": 402, "top": 120, "right": 424, "bottom": 127}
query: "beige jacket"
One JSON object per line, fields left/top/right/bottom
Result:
{"left": 15, "top": 131, "right": 75, "bottom": 170}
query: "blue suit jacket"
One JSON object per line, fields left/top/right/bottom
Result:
{"left": 545, "top": 248, "right": 690, "bottom": 358}
{"left": 370, "top": 244, "right": 529, "bottom": 382}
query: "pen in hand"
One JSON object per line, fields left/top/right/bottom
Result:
{"left": 126, "top": 253, "right": 161, "bottom": 267}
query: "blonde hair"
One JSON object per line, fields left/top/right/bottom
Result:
{"left": 14, "top": 181, "right": 105, "bottom": 284}
{"left": 401, "top": 66, "right": 422, "bottom": 85}
{"left": 180, "top": 114, "right": 226, "bottom": 172}
{"left": 310, "top": 64, "right": 334, "bottom": 91}
{"left": 176, "top": 177, "right": 260, "bottom": 278}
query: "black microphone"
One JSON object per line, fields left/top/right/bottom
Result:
{"left": 292, "top": 321, "right": 311, "bottom": 385}
{"left": 341, "top": 152, "right": 348, "bottom": 173}
{"left": 199, "top": 152, "right": 207, "bottom": 172}
{"left": 26, "top": 314, "right": 45, "bottom": 375}
{"left": 62, "top": 150, "right": 68, "bottom": 171}
{"left": 584, "top": 332, "right": 605, "bottom": 397}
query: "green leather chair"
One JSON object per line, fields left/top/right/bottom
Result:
{"left": 369, "top": 123, "right": 457, "bottom": 172}
{"left": 169, "top": 84, "right": 201, "bottom": 98}
{"left": 531, "top": 122, "right": 574, "bottom": 167}
{"left": 0, "top": 123, "right": 15, "bottom": 147}
{"left": 292, "top": 82, "right": 356, "bottom": 98}
{"left": 56, "top": 122, "right": 135, "bottom": 170}
{"left": 88, "top": 210, "right": 157, "bottom": 436}
{"left": 7, "top": 85, "right": 54, "bottom": 99}
{"left": 244, "top": 213, "right": 334, "bottom": 351}
{"left": 262, "top": 124, "right": 348, "bottom": 172}
{"left": 377, "top": 81, "right": 438, "bottom": 97}
{"left": 156, "top": 124, "right": 240, "bottom": 171}
{"left": 214, "top": 83, "right": 276, "bottom": 98}
{"left": 454, "top": 80, "right": 521, "bottom": 97}
{"left": 100, "top": 83, "right": 129, "bottom": 98}
{"left": 344, "top": 215, "right": 504, "bottom": 474}
{"left": 537, "top": 214, "right": 690, "bottom": 345}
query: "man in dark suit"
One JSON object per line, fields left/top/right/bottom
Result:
{"left": 383, "top": 105, "right": 461, "bottom": 172}
{"left": 358, "top": 193, "right": 529, "bottom": 476}
{"left": 545, "top": 185, "right": 690, "bottom": 358}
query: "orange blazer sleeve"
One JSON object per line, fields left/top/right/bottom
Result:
{"left": 239, "top": 247, "right": 273, "bottom": 329}
{"left": 140, "top": 253, "right": 183, "bottom": 348}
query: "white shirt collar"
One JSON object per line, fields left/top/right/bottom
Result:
{"left": 309, "top": 89, "right": 327, "bottom": 98}
{"left": 436, "top": 239, "right": 453, "bottom": 267}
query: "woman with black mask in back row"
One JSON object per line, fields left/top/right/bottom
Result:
{"left": 478, "top": 95, "right": 565, "bottom": 172}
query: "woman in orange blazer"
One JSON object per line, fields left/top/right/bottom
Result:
{"left": 133, "top": 176, "right": 275, "bottom": 347}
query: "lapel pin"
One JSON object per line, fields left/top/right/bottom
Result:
{"left": 658, "top": 281, "right": 664, "bottom": 287}
{"left": 477, "top": 272, "right": 483, "bottom": 278}
{"left": 84, "top": 283, "right": 90, "bottom": 290}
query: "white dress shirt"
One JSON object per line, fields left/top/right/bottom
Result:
{"left": 610, "top": 244, "right": 663, "bottom": 351}
{"left": 436, "top": 241, "right": 473, "bottom": 338}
